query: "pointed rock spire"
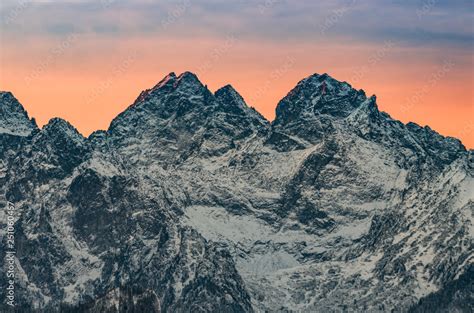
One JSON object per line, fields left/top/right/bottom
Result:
{"left": 34, "top": 117, "right": 89, "bottom": 175}
{"left": 0, "top": 91, "right": 37, "bottom": 136}
{"left": 214, "top": 84, "right": 269, "bottom": 129}
{"left": 215, "top": 84, "right": 248, "bottom": 111}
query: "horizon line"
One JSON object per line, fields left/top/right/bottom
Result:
{"left": 1, "top": 70, "right": 471, "bottom": 150}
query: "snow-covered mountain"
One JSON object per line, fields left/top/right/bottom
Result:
{"left": 0, "top": 71, "right": 472, "bottom": 312}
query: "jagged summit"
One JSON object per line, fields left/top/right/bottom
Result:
{"left": 215, "top": 84, "right": 267, "bottom": 120}
{"left": 131, "top": 71, "right": 206, "bottom": 107}
{"left": 215, "top": 84, "right": 240, "bottom": 98}
{"left": 213, "top": 84, "right": 270, "bottom": 136}
{"left": 42, "top": 117, "right": 84, "bottom": 139}
{"left": 274, "top": 73, "right": 369, "bottom": 127}
{"left": 113, "top": 72, "right": 265, "bottom": 129}
{"left": 107, "top": 72, "right": 270, "bottom": 162}
{"left": 152, "top": 71, "right": 202, "bottom": 91}
{"left": 293, "top": 72, "right": 360, "bottom": 100}
{"left": 1, "top": 72, "right": 470, "bottom": 151}
{"left": 214, "top": 84, "right": 253, "bottom": 113}
{"left": 0, "top": 91, "right": 37, "bottom": 136}
{"left": 151, "top": 71, "right": 177, "bottom": 89}
{"left": 176, "top": 71, "right": 201, "bottom": 84}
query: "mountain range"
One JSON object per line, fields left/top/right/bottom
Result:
{"left": 0, "top": 71, "right": 472, "bottom": 312}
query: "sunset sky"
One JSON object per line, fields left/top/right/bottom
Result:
{"left": 1, "top": 0, "right": 473, "bottom": 147}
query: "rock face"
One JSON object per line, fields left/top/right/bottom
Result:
{"left": 0, "top": 92, "right": 37, "bottom": 137}
{"left": 0, "top": 72, "right": 472, "bottom": 313}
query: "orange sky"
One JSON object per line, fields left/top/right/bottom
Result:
{"left": 0, "top": 1, "right": 472, "bottom": 148}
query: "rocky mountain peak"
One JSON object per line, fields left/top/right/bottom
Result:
{"left": 176, "top": 71, "right": 202, "bottom": 85}
{"left": 274, "top": 73, "right": 368, "bottom": 127}
{"left": 38, "top": 117, "right": 88, "bottom": 156}
{"left": 215, "top": 84, "right": 242, "bottom": 103}
{"left": 0, "top": 91, "right": 37, "bottom": 136}
{"left": 293, "top": 72, "right": 357, "bottom": 101}
{"left": 130, "top": 71, "right": 207, "bottom": 107}
{"left": 212, "top": 84, "right": 270, "bottom": 138}
{"left": 215, "top": 84, "right": 267, "bottom": 122}
{"left": 150, "top": 71, "right": 177, "bottom": 90}
{"left": 28, "top": 117, "right": 90, "bottom": 178}
{"left": 42, "top": 117, "right": 84, "bottom": 139}
{"left": 214, "top": 84, "right": 251, "bottom": 113}
{"left": 149, "top": 71, "right": 203, "bottom": 92}
{"left": 108, "top": 74, "right": 270, "bottom": 163}
{"left": 151, "top": 71, "right": 204, "bottom": 94}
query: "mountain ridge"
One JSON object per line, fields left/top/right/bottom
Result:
{"left": 1, "top": 71, "right": 469, "bottom": 150}
{"left": 0, "top": 71, "right": 472, "bottom": 312}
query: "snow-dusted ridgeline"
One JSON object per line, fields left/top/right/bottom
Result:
{"left": 0, "top": 72, "right": 472, "bottom": 312}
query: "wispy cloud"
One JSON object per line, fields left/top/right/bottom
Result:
{"left": 1, "top": 0, "right": 472, "bottom": 49}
